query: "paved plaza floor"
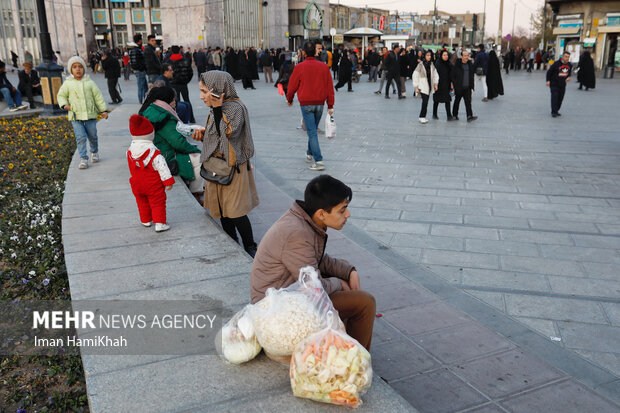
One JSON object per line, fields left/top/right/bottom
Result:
{"left": 8, "top": 66, "right": 619, "bottom": 410}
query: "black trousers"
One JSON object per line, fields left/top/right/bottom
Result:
{"left": 107, "top": 77, "right": 122, "bottom": 102}
{"left": 385, "top": 73, "right": 401, "bottom": 97}
{"left": 335, "top": 73, "right": 352, "bottom": 91}
{"left": 550, "top": 86, "right": 566, "bottom": 114}
{"left": 419, "top": 93, "right": 430, "bottom": 117}
{"left": 433, "top": 100, "right": 452, "bottom": 118}
{"left": 453, "top": 89, "right": 473, "bottom": 118}
{"left": 18, "top": 84, "right": 42, "bottom": 105}
{"left": 220, "top": 215, "right": 255, "bottom": 250}
{"left": 173, "top": 83, "right": 190, "bottom": 102}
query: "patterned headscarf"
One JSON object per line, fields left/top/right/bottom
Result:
{"left": 199, "top": 70, "right": 254, "bottom": 165}
{"left": 200, "top": 70, "right": 239, "bottom": 100}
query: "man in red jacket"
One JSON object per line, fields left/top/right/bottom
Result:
{"left": 287, "top": 41, "right": 335, "bottom": 172}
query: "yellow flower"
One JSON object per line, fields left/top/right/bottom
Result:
{"left": 8, "top": 163, "right": 14, "bottom": 169}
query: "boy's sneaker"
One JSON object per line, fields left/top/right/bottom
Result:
{"left": 78, "top": 159, "right": 88, "bottom": 169}
{"left": 305, "top": 154, "right": 313, "bottom": 163}
{"left": 91, "top": 152, "right": 99, "bottom": 163}
{"left": 9, "top": 106, "right": 19, "bottom": 112}
{"left": 141, "top": 221, "right": 152, "bottom": 227}
{"left": 155, "top": 223, "right": 170, "bottom": 232}
{"left": 18, "top": 104, "right": 29, "bottom": 110}
{"left": 309, "top": 162, "right": 325, "bottom": 171}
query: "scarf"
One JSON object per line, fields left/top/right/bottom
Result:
{"left": 153, "top": 99, "right": 180, "bottom": 121}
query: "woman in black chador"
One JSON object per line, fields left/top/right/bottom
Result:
{"left": 486, "top": 50, "right": 504, "bottom": 100}
{"left": 577, "top": 51, "right": 596, "bottom": 91}
{"left": 432, "top": 49, "right": 453, "bottom": 120}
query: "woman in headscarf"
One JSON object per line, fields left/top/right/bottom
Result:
{"left": 225, "top": 47, "right": 239, "bottom": 80}
{"left": 577, "top": 51, "right": 596, "bottom": 91}
{"left": 139, "top": 86, "right": 203, "bottom": 202}
{"left": 412, "top": 50, "right": 439, "bottom": 124}
{"left": 195, "top": 71, "right": 259, "bottom": 257}
{"left": 486, "top": 50, "right": 504, "bottom": 100}
{"left": 334, "top": 49, "right": 353, "bottom": 92}
{"left": 432, "top": 49, "right": 453, "bottom": 120}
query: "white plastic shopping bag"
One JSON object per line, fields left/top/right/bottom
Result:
{"left": 324, "top": 111, "right": 336, "bottom": 139}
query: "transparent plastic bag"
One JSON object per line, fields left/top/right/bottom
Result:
{"left": 248, "top": 266, "right": 343, "bottom": 357}
{"left": 290, "top": 313, "right": 373, "bottom": 408}
{"left": 215, "top": 306, "right": 261, "bottom": 365}
{"left": 176, "top": 121, "right": 205, "bottom": 138}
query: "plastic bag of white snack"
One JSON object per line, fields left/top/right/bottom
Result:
{"left": 176, "top": 121, "right": 205, "bottom": 138}
{"left": 248, "top": 266, "right": 344, "bottom": 358}
{"left": 215, "top": 306, "right": 262, "bottom": 365}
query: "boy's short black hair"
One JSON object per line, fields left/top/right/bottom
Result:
{"left": 303, "top": 175, "right": 352, "bottom": 217}
{"left": 303, "top": 41, "right": 316, "bottom": 57}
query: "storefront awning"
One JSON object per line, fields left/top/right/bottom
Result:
{"left": 597, "top": 26, "right": 620, "bottom": 33}
{"left": 553, "top": 27, "right": 580, "bottom": 35}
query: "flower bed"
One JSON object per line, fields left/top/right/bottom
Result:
{"left": 0, "top": 115, "right": 89, "bottom": 412}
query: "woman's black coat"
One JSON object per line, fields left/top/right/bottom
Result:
{"left": 486, "top": 50, "right": 504, "bottom": 99}
{"left": 433, "top": 59, "right": 452, "bottom": 103}
{"left": 577, "top": 51, "right": 596, "bottom": 89}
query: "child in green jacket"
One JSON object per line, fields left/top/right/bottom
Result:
{"left": 57, "top": 56, "right": 108, "bottom": 169}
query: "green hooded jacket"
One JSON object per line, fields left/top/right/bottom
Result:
{"left": 141, "top": 104, "right": 201, "bottom": 181}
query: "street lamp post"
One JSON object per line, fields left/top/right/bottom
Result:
{"left": 35, "top": 0, "right": 65, "bottom": 116}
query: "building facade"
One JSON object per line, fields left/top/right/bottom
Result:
{"left": 547, "top": 0, "right": 620, "bottom": 70}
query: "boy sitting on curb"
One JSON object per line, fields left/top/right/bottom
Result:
{"left": 251, "top": 175, "right": 375, "bottom": 351}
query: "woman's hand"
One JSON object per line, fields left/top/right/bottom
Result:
{"left": 192, "top": 128, "right": 205, "bottom": 141}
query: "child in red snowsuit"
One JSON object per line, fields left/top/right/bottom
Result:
{"left": 127, "top": 114, "right": 175, "bottom": 232}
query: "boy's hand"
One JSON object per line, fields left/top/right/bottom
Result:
{"left": 64, "top": 105, "right": 71, "bottom": 111}
{"left": 340, "top": 279, "right": 351, "bottom": 291}
{"left": 348, "top": 270, "right": 361, "bottom": 291}
{"left": 165, "top": 185, "right": 173, "bottom": 191}
{"left": 101, "top": 112, "right": 108, "bottom": 119}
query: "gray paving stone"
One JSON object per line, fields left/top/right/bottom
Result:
{"left": 383, "top": 300, "right": 474, "bottom": 338}
{"left": 431, "top": 204, "right": 492, "bottom": 216}
{"left": 403, "top": 194, "right": 462, "bottom": 206}
{"left": 598, "top": 224, "right": 620, "bottom": 235}
{"left": 364, "top": 219, "right": 430, "bottom": 235}
{"left": 401, "top": 210, "right": 464, "bottom": 224}
{"left": 423, "top": 264, "right": 465, "bottom": 284}
{"left": 431, "top": 224, "right": 499, "bottom": 240}
{"left": 464, "top": 214, "right": 531, "bottom": 229}
{"left": 573, "top": 234, "right": 620, "bottom": 249}
{"left": 421, "top": 250, "right": 499, "bottom": 270}
{"left": 501, "top": 255, "right": 585, "bottom": 277}
{"left": 413, "top": 322, "right": 513, "bottom": 364}
{"left": 392, "top": 233, "right": 464, "bottom": 251}
{"left": 491, "top": 207, "right": 556, "bottom": 220}
{"left": 557, "top": 322, "right": 620, "bottom": 354}
{"left": 548, "top": 276, "right": 620, "bottom": 299}
{"left": 371, "top": 339, "right": 440, "bottom": 381}
{"left": 500, "top": 379, "right": 620, "bottom": 413}
{"left": 390, "top": 368, "right": 489, "bottom": 413}
{"left": 603, "top": 303, "right": 620, "bottom": 327}
{"left": 372, "top": 282, "right": 438, "bottom": 312}
{"left": 464, "top": 290, "right": 505, "bottom": 312}
{"left": 520, "top": 201, "right": 581, "bottom": 212}
{"left": 513, "top": 317, "right": 558, "bottom": 339}
{"left": 348, "top": 207, "right": 402, "bottom": 220}
{"left": 461, "top": 268, "right": 549, "bottom": 291}
{"left": 437, "top": 189, "right": 492, "bottom": 200}
{"left": 540, "top": 245, "right": 620, "bottom": 264}
{"left": 505, "top": 295, "right": 609, "bottom": 324}
{"left": 498, "top": 229, "right": 575, "bottom": 245}
{"left": 491, "top": 193, "right": 550, "bottom": 203}
{"left": 463, "top": 404, "right": 508, "bottom": 413}
{"left": 465, "top": 239, "right": 541, "bottom": 258}
{"left": 528, "top": 218, "right": 601, "bottom": 234}
{"left": 452, "top": 349, "right": 565, "bottom": 398}
{"left": 461, "top": 198, "right": 520, "bottom": 209}
{"left": 573, "top": 350, "right": 620, "bottom": 379}
{"left": 555, "top": 212, "right": 620, "bottom": 224}
{"left": 369, "top": 199, "right": 432, "bottom": 212}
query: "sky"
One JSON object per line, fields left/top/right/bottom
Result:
{"left": 339, "top": 0, "right": 545, "bottom": 38}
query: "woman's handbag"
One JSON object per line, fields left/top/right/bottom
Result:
{"left": 200, "top": 156, "right": 235, "bottom": 186}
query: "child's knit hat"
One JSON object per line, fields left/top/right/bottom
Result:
{"left": 129, "top": 114, "right": 154, "bottom": 141}
{"left": 67, "top": 55, "right": 87, "bottom": 74}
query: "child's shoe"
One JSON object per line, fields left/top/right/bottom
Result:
{"left": 141, "top": 221, "right": 152, "bottom": 227}
{"left": 78, "top": 159, "right": 88, "bottom": 169}
{"left": 155, "top": 223, "right": 170, "bottom": 232}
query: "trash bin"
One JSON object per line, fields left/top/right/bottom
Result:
{"left": 604, "top": 65, "right": 614, "bottom": 79}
